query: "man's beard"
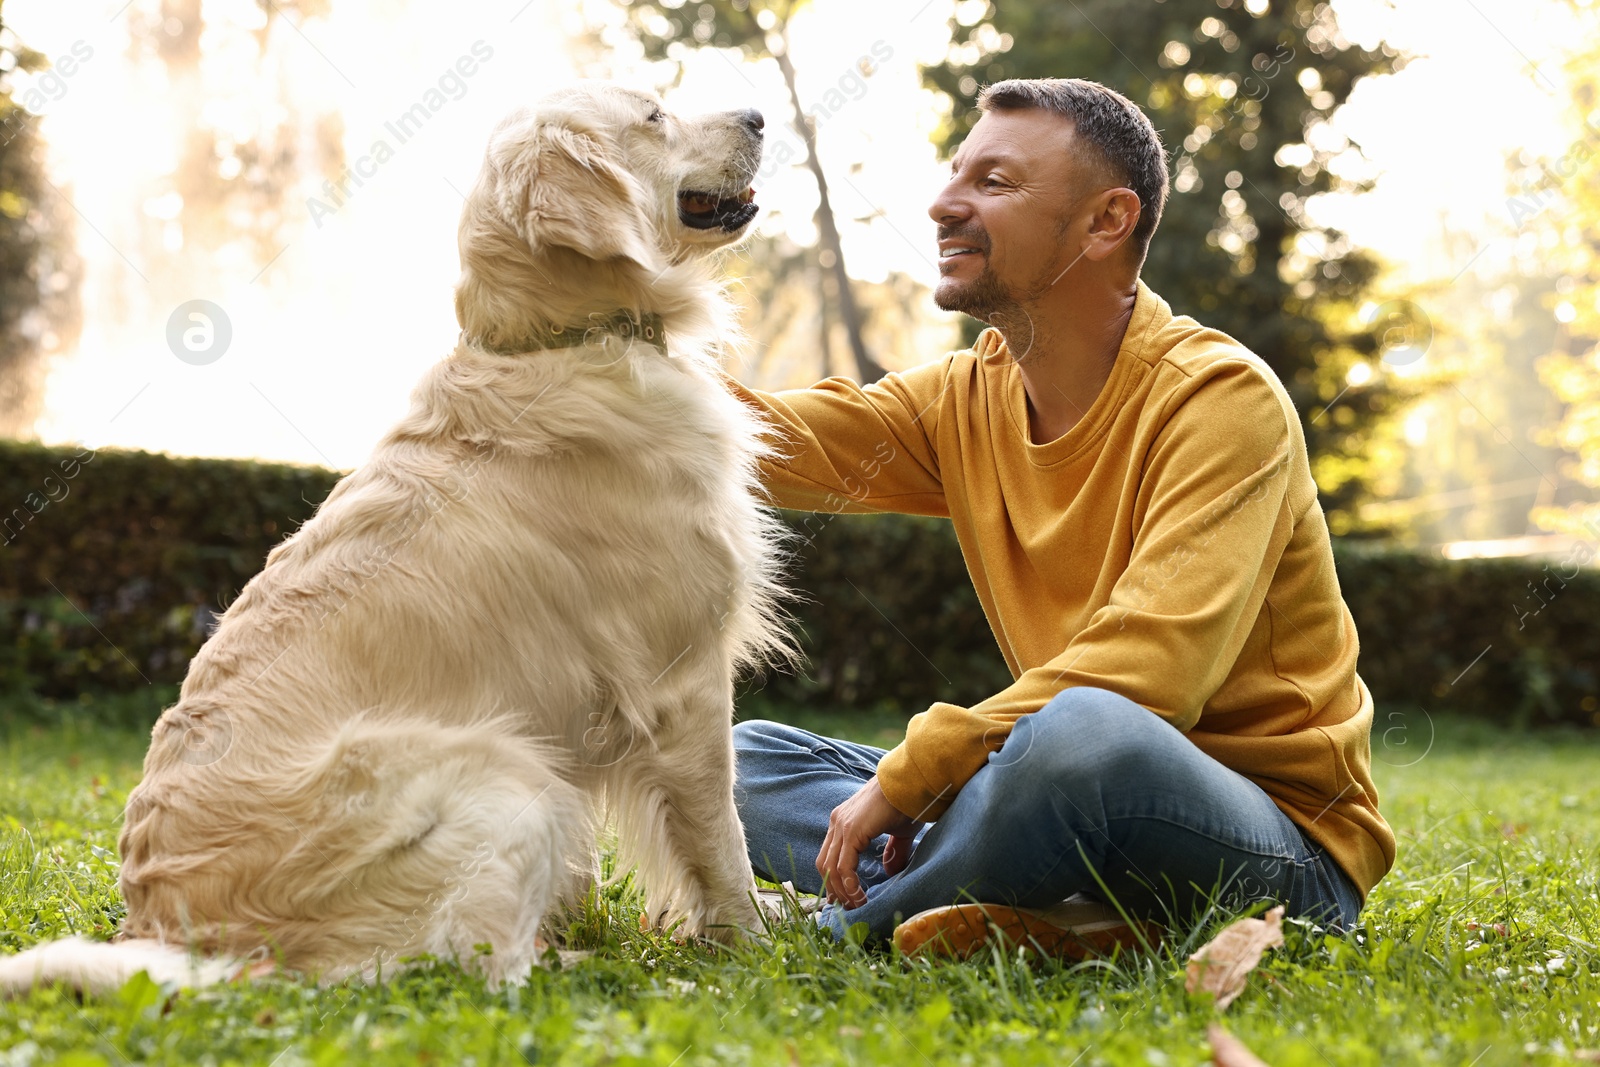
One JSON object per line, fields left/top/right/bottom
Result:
{"left": 934, "top": 212, "right": 1079, "bottom": 324}
{"left": 934, "top": 262, "right": 1019, "bottom": 323}
{"left": 933, "top": 224, "right": 1051, "bottom": 361}
{"left": 934, "top": 223, "right": 1021, "bottom": 323}
{"left": 934, "top": 217, "right": 1087, "bottom": 364}
{"left": 936, "top": 265, "right": 1046, "bottom": 361}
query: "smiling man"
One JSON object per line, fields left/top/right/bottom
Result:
{"left": 727, "top": 78, "right": 1394, "bottom": 956}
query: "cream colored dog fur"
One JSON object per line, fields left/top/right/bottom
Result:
{"left": 0, "top": 84, "right": 791, "bottom": 994}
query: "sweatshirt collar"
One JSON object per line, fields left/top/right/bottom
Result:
{"left": 981, "top": 279, "right": 1167, "bottom": 467}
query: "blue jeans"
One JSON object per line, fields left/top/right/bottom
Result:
{"left": 733, "top": 687, "right": 1363, "bottom": 940}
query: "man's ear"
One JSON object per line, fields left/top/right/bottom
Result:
{"left": 501, "top": 122, "right": 661, "bottom": 269}
{"left": 1081, "top": 186, "right": 1142, "bottom": 263}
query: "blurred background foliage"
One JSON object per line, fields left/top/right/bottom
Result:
{"left": 1532, "top": 5, "right": 1600, "bottom": 543}
{"left": 0, "top": 0, "right": 80, "bottom": 440}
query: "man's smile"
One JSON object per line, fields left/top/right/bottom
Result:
{"left": 937, "top": 237, "right": 987, "bottom": 272}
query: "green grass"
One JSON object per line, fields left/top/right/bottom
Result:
{"left": 1, "top": 699, "right": 1598, "bottom": 1066}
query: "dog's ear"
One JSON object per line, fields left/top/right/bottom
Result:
{"left": 499, "top": 122, "right": 661, "bottom": 270}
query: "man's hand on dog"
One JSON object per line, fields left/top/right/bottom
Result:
{"left": 817, "top": 776, "right": 921, "bottom": 909}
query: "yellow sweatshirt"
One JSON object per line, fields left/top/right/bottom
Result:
{"left": 728, "top": 280, "right": 1395, "bottom": 899}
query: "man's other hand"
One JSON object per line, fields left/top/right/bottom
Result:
{"left": 817, "top": 776, "right": 922, "bottom": 908}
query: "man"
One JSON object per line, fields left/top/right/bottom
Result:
{"left": 726, "top": 78, "right": 1394, "bottom": 957}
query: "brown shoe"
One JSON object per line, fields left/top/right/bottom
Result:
{"left": 892, "top": 895, "right": 1161, "bottom": 960}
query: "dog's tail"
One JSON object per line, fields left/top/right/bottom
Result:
{"left": 3, "top": 716, "right": 590, "bottom": 996}
{"left": 0, "top": 936, "right": 240, "bottom": 997}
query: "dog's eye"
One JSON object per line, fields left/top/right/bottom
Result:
{"left": 645, "top": 107, "right": 665, "bottom": 125}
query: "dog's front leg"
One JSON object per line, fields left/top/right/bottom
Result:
{"left": 608, "top": 674, "right": 761, "bottom": 942}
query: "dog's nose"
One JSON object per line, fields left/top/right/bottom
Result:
{"left": 737, "top": 108, "right": 764, "bottom": 133}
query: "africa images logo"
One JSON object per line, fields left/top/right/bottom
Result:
{"left": 305, "top": 40, "right": 495, "bottom": 227}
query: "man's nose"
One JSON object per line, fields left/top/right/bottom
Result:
{"left": 929, "top": 180, "right": 971, "bottom": 225}
{"left": 735, "top": 108, "right": 764, "bottom": 134}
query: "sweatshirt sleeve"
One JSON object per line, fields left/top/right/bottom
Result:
{"left": 722, "top": 362, "right": 950, "bottom": 517}
{"left": 875, "top": 359, "right": 1301, "bottom": 822}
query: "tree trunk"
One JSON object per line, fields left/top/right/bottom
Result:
{"left": 773, "top": 41, "right": 886, "bottom": 384}
{"left": 815, "top": 254, "right": 836, "bottom": 376}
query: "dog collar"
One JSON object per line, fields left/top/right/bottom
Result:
{"left": 482, "top": 311, "right": 667, "bottom": 356}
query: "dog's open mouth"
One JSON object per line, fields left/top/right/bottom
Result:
{"left": 678, "top": 188, "right": 758, "bottom": 232}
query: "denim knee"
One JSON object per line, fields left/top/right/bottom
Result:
{"left": 990, "top": 687, "right": 1171, "bottom": 790}
{"left": 732, "top": 718, "right": 798, "bottom": 757}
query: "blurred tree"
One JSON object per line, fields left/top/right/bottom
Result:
{"left": 124, "top": 0, "right": 326, "bottom": 290}
{"left": 726, "top": 231, "right": 840, "bottom": 384}
{"left": 611, "top": 0, "right": 886, "bottom": 382}
{"left": 1362, "top": 269, "right": 1575, "bottom": 544}
{"left": 1532, "top": 5, "right": 1600, "bottom": 543}
{"left": 725, "top": 229, "right": 955, "bottom": 389}
{"left": 923, "top": 0, "right": 1408, "bottom": 534}
{"left": 0, "top": 0, "right": 82, "bottom": 439}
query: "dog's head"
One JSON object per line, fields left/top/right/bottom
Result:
{"left": 455, "top": 84, "right": 763, "bottom": 349}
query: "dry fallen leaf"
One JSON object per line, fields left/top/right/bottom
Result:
{"left": 1209, "top": 1024, "right": 1272, "bottom": 1066}
{"left": 1186, "top": 905, "right": 1285, "bottom": 1010}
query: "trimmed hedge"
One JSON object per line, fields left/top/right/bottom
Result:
{"left": 2, "top": 439, "right": 1596, "bottom": 726}
{"left": 770, "top": 520, "right": 1600, "bottom": 728}
{"left": 1331, "top": 546, "right": 1598, "bottom": 727}
{"left": 0, "top": 440, "right": 339, "bottom": 695}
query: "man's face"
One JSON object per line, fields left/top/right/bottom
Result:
{"left": 928, "top": 108, "right": 1096, "bottom": 321}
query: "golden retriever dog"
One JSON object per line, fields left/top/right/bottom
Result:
{"left": 0, "top": 84, "right": 791, "bottom": 994}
